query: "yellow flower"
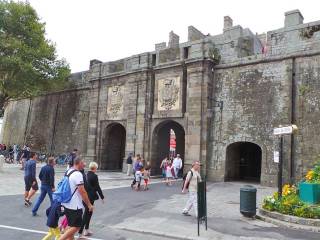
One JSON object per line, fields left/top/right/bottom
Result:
{"left": 282, "top": 184, "right": 291, "bottom": 197}
{"left": 306, "top": 170, "right": 314, "bottom": 181}
{"left": 282, "top": 184, "right": 296, "bottom": 197}
{"left": 283, "top": 200, "right": 290, "bottom": 206}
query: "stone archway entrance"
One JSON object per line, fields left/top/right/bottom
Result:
{"left": 225, "top": 142, "right": 262, "bottom": 182}
{"left": 101, "top": 123, "right": 126, "bottom": 170}
{"left": 152, "top": 120, "right": 185, "bottom": 175}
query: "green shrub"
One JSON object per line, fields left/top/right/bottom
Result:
{"left": 262, "top": 184, "right": 320, "bottom": 219}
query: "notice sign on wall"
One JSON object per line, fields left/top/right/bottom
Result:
{"left": 274, "top": 151, "right": 279, "bottom": 163}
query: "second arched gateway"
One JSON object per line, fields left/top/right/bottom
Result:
{"left": 100, "top": 123, "right": 126, "bottom": 171}
{"left": 151, "top": 120, "right": 185, "bottom": 175}
{"left": 225, "top": 142, "right": 262, "bottom": 182}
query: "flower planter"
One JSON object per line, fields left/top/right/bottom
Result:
{"left": 299, "top": 182, "right": 320, "bottom": 204}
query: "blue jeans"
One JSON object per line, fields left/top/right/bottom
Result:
{"left": 32, "top": 184, "right": 53, "bottom": 214}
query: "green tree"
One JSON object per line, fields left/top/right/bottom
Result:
{"left": 0, "top": 1, "right": 70, "bottom": 112}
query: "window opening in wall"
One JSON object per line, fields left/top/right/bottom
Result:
{"left": 152, "top": 54, "right": 156, "bottom": 66}
{"left": 183, "top": 47, "right": 189, "bottom": 59}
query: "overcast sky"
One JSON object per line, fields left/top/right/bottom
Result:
{"left": 28, "top": 0, "right": 319, "bottom": 73}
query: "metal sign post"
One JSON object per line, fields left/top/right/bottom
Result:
{"left": 278, "top": 136, "right": 284, "bottom": 198}
{"left": 197, "top": 176, "right": 207, "bottom": 236}
{"left": 273, "top": 125, "right": 298, "bottom": 199}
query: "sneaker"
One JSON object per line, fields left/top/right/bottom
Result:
{"left": 77, "top": 234, "right": 88, "bottom": 239}
{"left": 24, "top": 199, "right": 31, "bottom": 207}
{"left": 182, "top": 212, "right": 191, "bottom": 216}
{"left": 32, "top": 212, "right": 38, "bottom": 217}
{"left": 83, "top": 229, "right": 93, "bottom": 236}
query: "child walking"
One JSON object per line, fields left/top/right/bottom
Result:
{"left": 166, "top": 162, "right": 174, "bottom": 186}
{"left": 134, "top": 166, "right": 143, "bottom": 191}
{"left": 42, "top": 200, "right": 64, "bottom": 240}
{"left": 143, "top": 166, "right": 151, "bottom": 190}
{"left": 59, "top": 215, "right": 68, "bottom": 234}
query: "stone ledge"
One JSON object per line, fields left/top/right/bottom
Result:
{"left": 257, "top": 208, "right": 320, "bottom": 232}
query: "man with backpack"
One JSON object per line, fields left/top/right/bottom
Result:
{"left": 59, "top": 157, "right": 93, "bottom": 240}
{"left": 181, "top": 160, "right": 202, "bottom": 217}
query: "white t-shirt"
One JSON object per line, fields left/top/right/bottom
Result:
{"left": 186, "top": 169, "right": 201, "bottom": 192}
{"left": 173, "top": 157, "right": 182, "bottom": 169}
{"left": 62, "top": 168, "right": 84, "bottom": 210}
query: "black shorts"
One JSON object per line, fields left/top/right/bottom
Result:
{"left": 64, "top": 208, "right": 83, "bottom": 227}
{"left": 24, "top": 177, "right": 39, "bottom": 191}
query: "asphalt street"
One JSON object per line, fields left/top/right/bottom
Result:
{"left": 0, "top": 182, "right": 180, "bottom": 240}
{"left": 0, "top": 182, "right": 319, "bottom": 240}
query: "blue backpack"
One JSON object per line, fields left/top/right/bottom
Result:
{"left": 53, "top": 169, "right": 78, "bottom": 203}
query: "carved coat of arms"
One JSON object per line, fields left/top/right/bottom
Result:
{"left": 158, "top": 77, "right": 180, "bottom": 111}
{"left": 108, "top": 85, "right": 124, "bottom": 117}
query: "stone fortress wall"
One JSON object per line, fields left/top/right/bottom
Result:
{"left": 2, "top": 9, "right": 320, "bottom": 186}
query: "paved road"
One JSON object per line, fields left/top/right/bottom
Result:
{"left": 0, "top": 182, "right": 180, "bottom": 240}
{"left": 0, "top": 165, "right": 319, "bottom": 240}
{"left": 0, "top": 178, "right": 318, "bottom": 239}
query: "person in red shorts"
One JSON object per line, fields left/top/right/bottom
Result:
{"left": 143, "top": 166, "right": 151, "bottom": 190}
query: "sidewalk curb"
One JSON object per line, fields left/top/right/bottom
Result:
{"left": 259, "top": 208, "right": 320, "bottom": 227}
{"left": 113, "top": 226, "right": 208, "bottom": 240}
{"left": 256, "top": 213, "right": 320, "bottom": 233}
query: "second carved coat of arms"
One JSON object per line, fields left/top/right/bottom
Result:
{"left": 107, "top": 85, "right": 124, "bottom": 117}
{"left": 158, "top": 77, "right": 180, "bottom": 111}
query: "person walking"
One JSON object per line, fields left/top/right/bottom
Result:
{"left": 165, "top": 161, "right": 174, "bottom": 186}
{"left": 130, "top": 155, "right": 142, "bottom": 188}
{"left": 126, "top": 153, "right": 133, "bottom": 176}
{"left": 77, "top": 161, "right": 89, "bottom": 239}
{"left": 133, "top": 154, "right": 141, "bottom": 169}
{"left": 13, "top": 144, "right": 18, "bottom": 164}
{"left": 24, "top": 152, "right": 39, "bottom": 207}
{"left": 160, "top": 157, "right": 168, "bottom": 180}
{"left": 8, "top": 145, "right": 14, "bottom": 163}
{"left": 143, "top": 165, "right": 151, "bottom": 190}
{"left": 67, "top": 148, "right": 78, "bottom": 169}
{"left": 59, "top": 157, "right": 93, "bottom": 240}
{"left": 32, "top": 157, "right": 56, "bottom": 216}
{"left": 42, "top": 200, "right": 64, "bottom": 240}
{"left": 182, "top": 161, "right": 202, "bottom": 217}
{"left": 173, "top": 154, "right": 183, "bottom": 179}
{"left": 78, "top": 162, "right": 104, "bottom": 238}
{"left": 20, "top": 144, "right": 30, "bottom": 170}
{"left": 0, "top": 155, "right": 4, "bottom": 171}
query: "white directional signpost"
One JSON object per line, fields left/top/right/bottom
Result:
{"left": 273, "top": 125, "right": 297, "bottom": 136}
{"left": 273, "top": 125, "right": 298, "bottom": 198}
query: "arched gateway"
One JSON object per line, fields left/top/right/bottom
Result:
{"left": 151, "top": 120, "right": 185, "bottom": 175}
{"left": 225, "top": 142, "right": 262, "bottom": 182}
{"left": 101, "top": 123, "right": 126, "bottom": 170}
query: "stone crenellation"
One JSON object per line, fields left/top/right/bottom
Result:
{"left": 2, "top": 10, "right": 320, "bottom": 186}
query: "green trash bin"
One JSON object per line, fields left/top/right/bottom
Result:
{"left": 240, "top": 185, "right": 257, "bottom": 218}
